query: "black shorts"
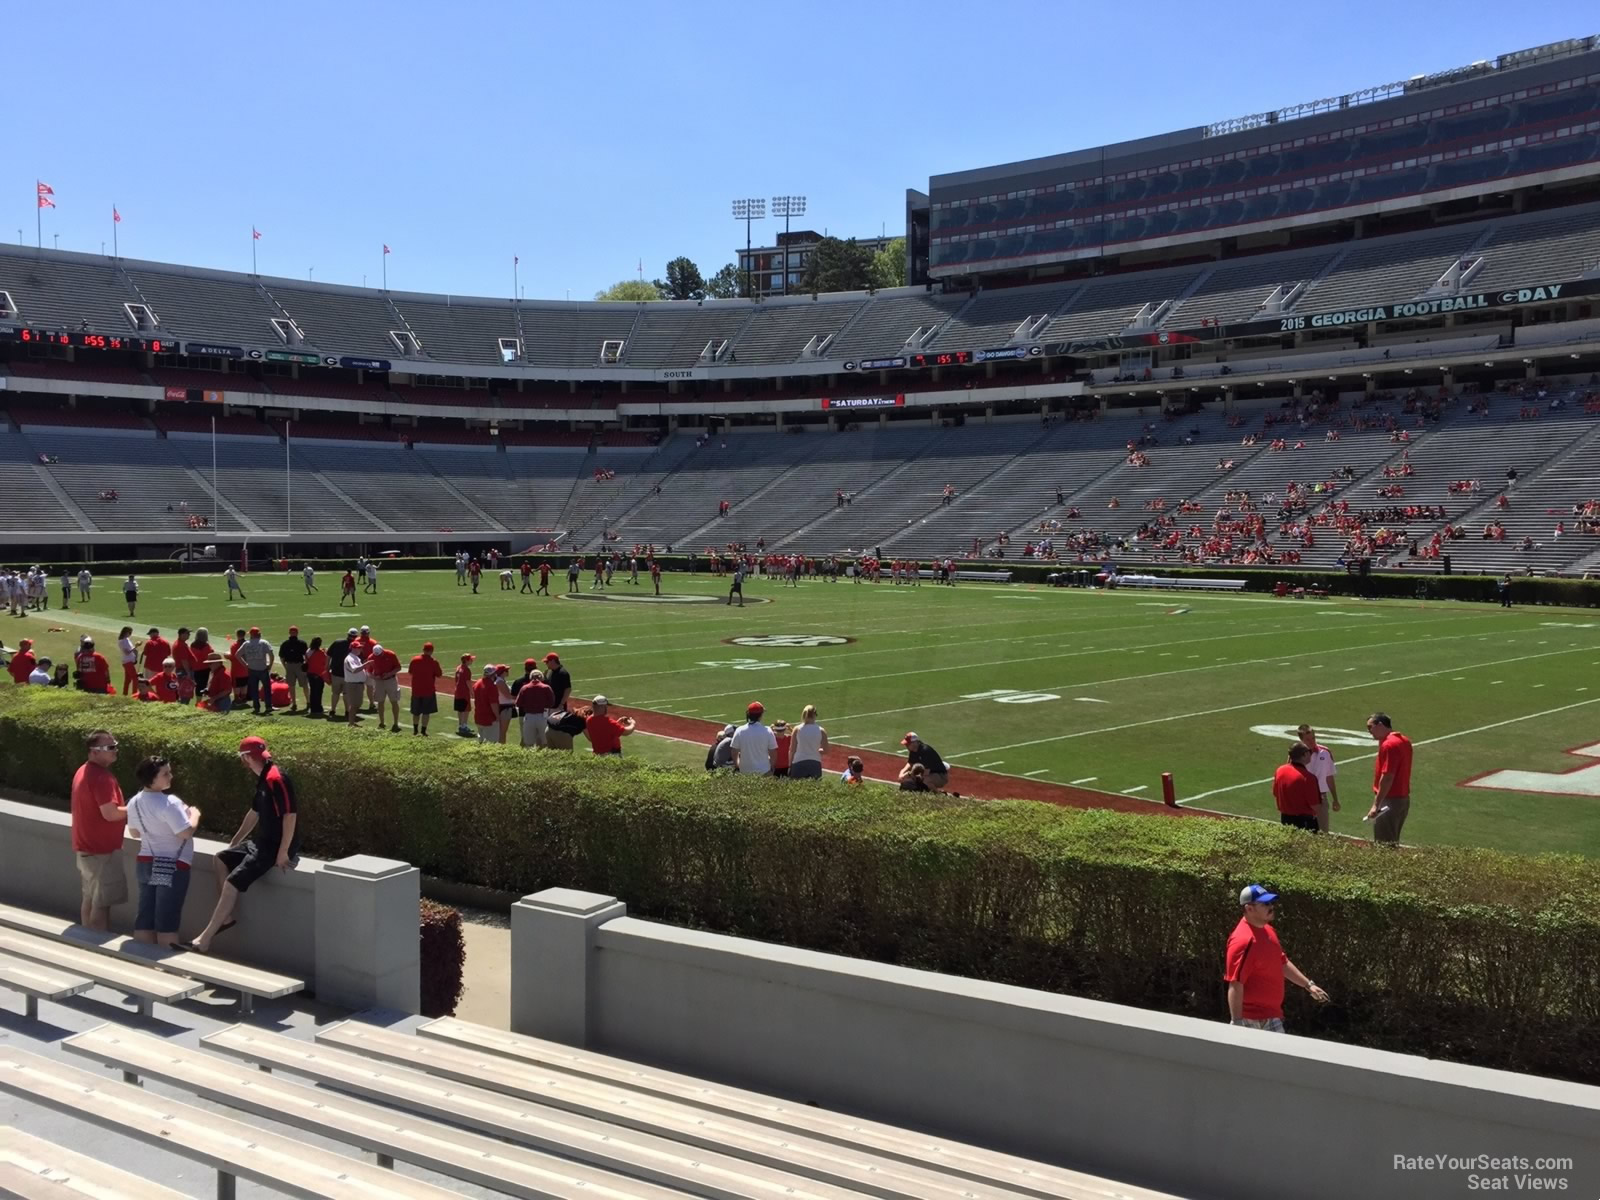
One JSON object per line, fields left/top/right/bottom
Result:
{"left": 411, "top": 694, "right": 438, "bottom": 716}
{"left": 453, "top": 697, "right": 470, "bottom": 713}
{"left": 216, "top": 839, "right": 289, "bottom": 894}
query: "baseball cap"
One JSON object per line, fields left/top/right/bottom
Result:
{"left": 18, "top": 638, "right": 32, "bottom": 650}
{"left": 722, "top": 724, "right": 736, "bottom": 737}
{"left": 347, "top": 628, "right": 359, "bottom": 638}
{"left": 524, "top": 657, "right": 538, "bottom": 667}
{"left": 359, "top": 625, "right": 371, "bottom": 634}
{"left": 593, "top": 694, "right": 609, "bottom": 705}
{"left": 460, "top": 652, "right": 475, "bottom": 661}
{"left": 248, "top": 627, "right": 261, "bottom": 636}
{"left": 1239, "top": 884, "right": 1279, "bottom": 906}
{"left": 238, "top": 736, "right": 270, "bottom": 758}
{"left": 422, "top": 642, "right": 435, "bottom": 652}
{"left": 371, "top": 644, "right": 383, "bottom": 654}
{"left": 288, "top": 625, "right": 299, "bottom": 635}
{"left": 544, "top": 652, "right": 560, "bottom": 662}
{"left": 747, "top": 701, "right": 764, "bottom": 717}
{"left": 901, "top": 731, "right": 921, "bottom": 745}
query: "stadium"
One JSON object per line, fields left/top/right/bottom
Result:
{"left": 1, "top": 28, "right": 1599, "bottom": 1200}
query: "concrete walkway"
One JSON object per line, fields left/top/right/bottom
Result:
{"left": 454, "top": 909, "right": 510, "bottom": 1029}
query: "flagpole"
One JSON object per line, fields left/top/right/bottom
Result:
{"left": 36, "top": 183, "right": 41, "bottom": 250}
{"left": 382, "top": 247, "right": 387, "bottom": 292}
{"left": 513, "top": 256, "right": 519, "bottom": 301}
{"left": 112, "top": 206, "right": 118, "bottom": 260}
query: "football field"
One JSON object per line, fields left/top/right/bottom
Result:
{"left": 21, "top": 566, "right": 1600, "bottom": 858}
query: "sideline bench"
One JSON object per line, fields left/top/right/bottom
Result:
{"left": 0, "top": 902, "right": 303, "bottom": 1015}
{"left": 317, "top": 1020, "right": 1120, "bottom": 1200}
{"left": 0, "top": 1048, "right": 461, "bottom": 1200}
{"left": 0, "top": 1124, "right": 191, "bottom": 1199}
{"left": 1114, "top": 574, "right": 1246, "bottom": 591}
{"left": 201, "top": 1023, "right": 850, "bottom": 1200}
{"left": 0, "top": 953, "right": 92, "bottom": 1022}
{"left": 0, "top": 929, "right": 199, "bottom": 1019}
{"left": 418, "top": 1017, "right": 1172, "bottom": 1200}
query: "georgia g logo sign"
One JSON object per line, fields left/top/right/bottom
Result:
{"left": 724, "top": 634, "right": 854, "bottom": 648}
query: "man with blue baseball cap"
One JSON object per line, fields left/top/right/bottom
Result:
{"left": 1223, "top": 884, "right": 1329, "bottom": 1032}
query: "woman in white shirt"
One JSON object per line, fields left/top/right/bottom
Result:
{"left": 788, "top": 704, "right": 829, "bottom": 780}
{"left": 126, "top": 757, "right": 202, "bottom": 947}
{"left": 117, "top": 625, "right": 138, "bottom": 696}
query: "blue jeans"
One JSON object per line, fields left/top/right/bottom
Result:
{"left": 134, "top": 859, "right": 192, "bottom": 935}
{"left": 247, "top": 669, "right": 273, "bottom": 713}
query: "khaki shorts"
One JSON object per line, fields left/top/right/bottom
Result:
{"left": 373, "top": 675, "right": 401, "bottom": 704}
{"left": 77, "top": 849, "right": 128, "bottom": 909}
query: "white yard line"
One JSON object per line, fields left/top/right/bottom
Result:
{"left": 1177, "top": 695, "right": 1600, "bottom": 804}
{"left": 1023, "top": 769, "right": 1051, "bottom": 777}
{"left": 1121, "top": 785, "right": 1150, "bottom": 795}
{"left": 977, "top": 760, "right": 1006, "bottom": 769}
{"left": 1070, "top": 776, "right": 1099, "bottom": 784}
{"left": 946, "top": 646, "right": 1577, "bottom": 760}
{"left": 856, "top": 740, "right": 884, "bottom": 748}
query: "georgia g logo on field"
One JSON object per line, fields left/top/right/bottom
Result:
{"left": 725, "top": 634, "right": 855, "bottom": 648}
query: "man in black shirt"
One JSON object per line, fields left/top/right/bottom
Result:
{"left": 279, "top": 625, "right": 308, "bottom": 713}
{"left": 191, "top": 736, "right": 300, "bottom": 953}
{"left": 326, "top": 628, "right": 354, "bottom": 722}
{"left": 542, "top": 652, "right": 572, "bottom": 711}
{"left": 899, "top": 731, "right": 949, "bottom": 792}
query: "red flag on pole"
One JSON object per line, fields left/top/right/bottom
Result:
{"left": 383, "top": 244, "right": 391, "bottom": 255}
{"left": 113, "top": 206, "right": 121, "bottom": 223}
{"left": 37, "top": 181, "right": 55, "bottom": 210}
{"left": 252, "top": 227, "right": 262, "bottom": 240}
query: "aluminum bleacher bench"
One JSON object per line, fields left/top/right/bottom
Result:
{"left": 68, "top": 1025, "right": 700, "bottom": 1200}
{"left": 201, "top": 1023, "right": 851, "bottom": 1200}
{"left": 0, "top": 1049, "right": 460, "bottom": 1200}
{"left": 0, "top": 1124, "right": 191, "bottom": 1200}
{"left": 1115, "top": 574, "right": 1245, "bottom": 591}
{"left": 0, "top": 930, "right": 198, "bottom": 1020}
{"left": 0, "top": 902, "right": 303, "bottom": 1014}
{"left": 317, "top": 1020, "right": 1177, "bottom": 1200}
{"left": 416, "top": 1017, "right": 1177, "bottom": 1200}
{"left": 0, "top": 953, "right": 92, "bottom": 1022}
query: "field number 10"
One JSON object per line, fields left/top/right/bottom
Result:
{"left": 961, "top": 688, "right": 1061, "bottom": 705}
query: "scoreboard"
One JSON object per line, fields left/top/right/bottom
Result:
{"left": 0, "top": 326, "right": 179, "bottom": 353}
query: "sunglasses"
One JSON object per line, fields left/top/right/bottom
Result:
{"left": 93, "top": 742, "right": 119, "bottom": 751}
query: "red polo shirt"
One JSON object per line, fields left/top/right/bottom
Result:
{"left": 366, "top": 648, "right": 400, "bottom": 679}
{"left": 454, "top": 664, "right": 473, "bottom": 702}
{"left": 1375, "top": 732, "right": 1413, "bottom": 798}
{"left": 585, "top": 712, "right": 626, "bottom": 755}
{"left": 140, "top": 636, "right": 171, "bottom": 675}
{"left": 472, "top": 677, "right": 500, "bottom": 726}
{"left": 1223, "top": 918, "right": 1287, "bottom": 1020}
{"left": 8, "top": 650, "right": 36, "bottom": 684}
{"left": 171, "top": 639, "right": 196, "bottom": 676}
{"left": 408, "top": 654, "right": 443, "bottom": 698}
{"left": 70, "top": 762, "right": 124, "bottom": 855}
{"left": 1272, "top": 764, "right": 1321, "bottom": 817}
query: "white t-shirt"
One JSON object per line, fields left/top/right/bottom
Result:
{"left": 343, "top": 652, "right": 368, "bottom": 684}
{"left": 27, "top": 667, "right": 51, "bottom": 685}
{"left": 118, "top": 637, "right": 137, "bottom": 665}
{"left": 126, "top": 789, "right": 195, "bottom": 866}
{"left": 790, "top": 722, "right": 827, "bottom": 764}
{"left": 730, "top": 721, "right": 778, "bottom": 774}
{"left": 1305, "top": 745, "right": 1337, "bottom": 796}
{"left": 124, "top": 579, "right": 138, "bottom": 595}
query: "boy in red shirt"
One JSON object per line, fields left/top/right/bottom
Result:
{"left": 170, "top": 628, "right": 196, "bottom": 704}
{"left": 453, "top": 653, "right": 475, "bottom": 737}
{"left": 1223, "top": 885, "right": 1328, "bottom": 1032}
{"left": 407, "top": 642, "right": 444, "bottom": 736}
{"left": 771, "top": 720, "right": 792, "bottom": 778}
{"left": 7, "top": 638, "right": 36, "bottom": 685}
{"left": 1271, "top": 743, "right": 1322, "bottom": 833}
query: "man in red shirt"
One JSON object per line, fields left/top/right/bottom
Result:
{"left": 467, "top": 558, "right": 482, "bottom": 593}
{"left": 453, "top": 653, "right": 475, "bottom": 737}
{"left": 71, "top": 729, "right": 128, "bottom": 929}
{"left": 584, "top": 695, "right": 634, "bottom": 756}
{"left": 473, "top": 666, "right": 503, "bottom": 742}
{"left": 366, "top": 642, "right": 403, "bottom": 732}
{"left": 228, "top": 628, "right": 249, "bottom": 704}
{"left": 7, "top": 638, "right": 36, "bottom": 685}
{"left": 650, "top": 559, "right": 661, "bottom": 596}
{"left": 152, "top": 659, "right": 181, "bottom": 703}
{"left": 1271, "top": 743, "right": 1322, "bottom": 833}
{"left": 171, "top": 627, "right": 197, "bottom": 704}
{"left": 519, "top": 560, "right": 534, "bottom": 593}
{"left": 515, "top": 668, "right": 555, "bottom": 748}
{"left": 139, "top": 627, "right": 170, "bottom": 681}
{"left": 1366, "top": 712, "right": 1413, "bottom": 846}
{"left": 75, "top": 639, "right": 112, "bottom": 695}
{"left": 537, "top": 560, "right": 552, "bottom": 596}
{"left": 407, "top": 642, "right": 444, "bottom": 737}
{"left": 205, "top": 661, "right": 234, "bottom": 713}
{"left": 1223, "top": 885, "right": 1328, "bottom": 1033}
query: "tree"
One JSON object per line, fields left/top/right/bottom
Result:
{"left": 594, "top": 279, "right": 661, "bottom": 302}
{"left": 653, "top": 256, "right": 706, "bottom": 301}
{"left": 870, "top": 237, "right": 907, "bottom": 291}
{"left": 703, "top": 262, "right": 744, "bottom": 299}
{"left": 801, "top": 237, "right": 875, "bottom": 296}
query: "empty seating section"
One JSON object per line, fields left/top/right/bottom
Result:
{"left": 0, "top": 430, "right": 82, "bottom": 530}
{"left": 258, "top": 373, "right": 392, "bottom": 402}
{"left": 932, "top": 282, "right": 1082, "bottom": 348}
{"left": 24, "top": 430, "right": 214, "bottom": 533}
{"left": 1471, "top": 204, "right": 1600, "bottom": 293}
{"left": 623, "top": 306, "right": 754, "bottom": 367}
{"left": 153, "top": 410, "right": 274, "bottom": 436}
{"left": 169, "top": 435, "right": 379, "bottom": 532}
{"left": 121, "top": 269, "right": 287, "bottom": 346}
{"left": 406, "top": 426, "right": 495, "bottom": 445}
{"left": 2, "top": 360, "right": 150, "bottom": 387}
{"left": 726, "top": 298, "right": 866, "bottom": 363}
{"left": 417, "top": 447, "right": 569, "bottom": 530}
{"left": 261, "top": 283, "right": 408, "bottom": 358}
{"left": 1293, "top": 228, "right": 1479, "bottom": 313}
{"left": 391, "top": 385, "right": 496, "bottom": 408}
{"left": 825, "top": 292, "right": 967, "bottom": 359}
{"left": 147, "top": 366, "right": 269, "bottom": 393}
{"left": 0, "top": 250, "right": 141, "bottom": 333}
{"left": 9, "top": 404, "right": 148, "bottom": 430}
{"left": 1164, "top": 250, "right": 1339, "bottom": 327}
{"left": 1040, "top": 268, "right": 1203, "bottom": 342}
{"left": 518, "top": 305, "right": 638, "bottom": 367}
{"left": 391, "top": 297, "right": 520, "bottom": 366}
{"left": 289, "top": 444, "right": 492, "bottom": 532}
{"left": 556, "top": 436, "right": 700, "bottom": 543}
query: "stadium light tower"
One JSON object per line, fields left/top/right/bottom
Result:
{"left": 770, "top": 196, "right": 806, "bottom": 296}
{"left": 731, "top": 198, "right": 765, "bottom": 299}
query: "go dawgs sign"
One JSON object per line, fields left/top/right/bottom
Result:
{"left": 1462, "top": 741, "right": 1600, "bottom": 798}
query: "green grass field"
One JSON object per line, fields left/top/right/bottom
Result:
{"left": 15, "top": 567, "right": 1600, "bottom": 857}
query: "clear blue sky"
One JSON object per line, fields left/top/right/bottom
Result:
{"left": 6, "top": 1, "right": 1588, "bottom": 300}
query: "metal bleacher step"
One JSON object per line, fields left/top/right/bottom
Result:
{"left": 0, "top": 1124, "right": 191, "bottom": 1200}
{"left": 0, "top": 929, "right": 199, "bottom": 1018}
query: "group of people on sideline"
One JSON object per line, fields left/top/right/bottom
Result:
{"left": 1270, "top": 716, "right": 1412, "bottom": 844}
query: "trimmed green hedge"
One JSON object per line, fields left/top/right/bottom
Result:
{"left": 3, "top": 688, "right": 1597, "bottom": 1081}
{"left": 419, "top": 899, "right": 465, "bottom": 1018}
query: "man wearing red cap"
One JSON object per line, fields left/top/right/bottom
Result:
{"left": 191, "top": 736, "right": 300, "bottom": 954}
{"left": 730, "top": 702, "right": 778, "bottom": 775}
{"left": 408, "top": 642, "right": 444, "bottom": 736}
{"left": 6, "top": 638, "right": 36, "bottom": 685}
{"left": 898, "top": 732, "right": 949, "bottom": 792}
{"left": 453, "top": 653, "right": 475, "bottom": 737}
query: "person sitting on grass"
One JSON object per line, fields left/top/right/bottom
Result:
{"left": 189, "top": 736, "right": 298, "bottom": 954}
{"left": 899, "top": 763, "right": 931, "bottom": 792}
{"left": 840, "top": 757, "right": 865, "bottom": 786}
{"left": 584, "top": 696, "right": 635, "bottom": 756}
